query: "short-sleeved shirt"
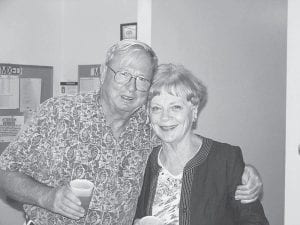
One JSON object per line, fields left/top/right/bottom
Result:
{"left": 0, "top": 91, "right": 153, "bottom": 225}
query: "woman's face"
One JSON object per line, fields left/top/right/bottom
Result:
{"left": 150, "top": 90, "right": 196, "bottom": 145}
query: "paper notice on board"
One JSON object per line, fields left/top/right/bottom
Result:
{"left": 0, "top": 75, "right": 19, "bottom": 109}
{"left": 60, "top": 82, "right": 78, "bottom": 95}
{"left": 0, "top": 116, "right": 24, "bottom": 142}
{"left": 20, "top": 78, "right": 41, "bottom": 112}
{"left": 80, "top": 77, "right": 100, "bottom": 93}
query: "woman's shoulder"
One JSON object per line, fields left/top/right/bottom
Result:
{"left": 210, "top": 138, "right": 241, "bottom": 151}
{"left": 202, "top": 137, "right": 245, "bottom": 178}
{"left": 204, "top": 137, "right": 243, "bottom": 162}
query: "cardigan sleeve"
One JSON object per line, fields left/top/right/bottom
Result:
{"left": 134, "top": 163, "right": 149, "bottom": 220}
{"left": 133, "top": 148, "right": 154, "bottom": 222}
{"left": 227, "top": 147, "right": 269, "bottom": 225}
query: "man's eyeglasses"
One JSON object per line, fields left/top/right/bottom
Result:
{"left": 107, "top": 65, "right": 151, "bottom": 92}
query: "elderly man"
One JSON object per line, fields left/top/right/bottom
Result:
{"left": 0, "top": 40, "right": 262, "bottom": 225}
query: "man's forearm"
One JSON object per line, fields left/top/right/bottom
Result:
{"left": 0, "top": 170, "right": 52, "bottom": 207}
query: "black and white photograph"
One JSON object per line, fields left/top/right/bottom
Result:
{"left": 0, "top": 0, "right": 299, "bottom": 225}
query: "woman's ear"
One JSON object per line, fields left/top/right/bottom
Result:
{"left": 191, "top": 105, "right": 198, "bottom": 129}
{"left": 192, "top": 106, "right": 198, "bottom": 122}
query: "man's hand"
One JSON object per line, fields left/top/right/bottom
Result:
{"left": 235, "top": 164, "right": 263, "bottom": 203}
{"left": 40, "top": 185, "right": 85, "bottom": 220}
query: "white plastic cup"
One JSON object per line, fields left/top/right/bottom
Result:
{"left": 70, "top": 179, "right": 94, "bottom": 211}
{"left": 139, "top": 216, "right": 164, "bottom": 225}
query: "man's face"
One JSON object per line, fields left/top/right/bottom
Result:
{"left": 102, "top": 50, "right": 154, "bottom": 116}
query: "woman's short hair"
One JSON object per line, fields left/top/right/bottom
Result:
{"left": 149, "top": 63, "right": 208, "bottom": 117}
{"left": 105, "top": 40, "right": 158, "bottom": 75}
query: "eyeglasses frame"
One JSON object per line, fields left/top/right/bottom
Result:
{"left": 106, "top": 65, "right": 151, "bottom": 92}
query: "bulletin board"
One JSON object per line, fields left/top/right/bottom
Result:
{"left": 0, "top": 63, "right": 53, "bottom": 154}
{"left": 78, "top": 64, "right": 101, "bottom": 93}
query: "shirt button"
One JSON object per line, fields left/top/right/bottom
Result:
{"left": 183, "top": 207, "right": 187, "bottom": 213}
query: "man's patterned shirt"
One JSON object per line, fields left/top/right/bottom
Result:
{"left": 0, "top": 92, "right": 152, "bottom": 225}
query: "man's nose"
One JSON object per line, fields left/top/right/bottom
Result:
{"left": 127, "top": 77, "right": 137, "bottom": 92}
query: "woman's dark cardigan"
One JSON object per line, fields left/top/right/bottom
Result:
{"left": 134, "top": 137, "right": 269, "bottom": 225}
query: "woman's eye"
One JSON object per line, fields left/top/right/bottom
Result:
{"left": 171, "top": 105, "right": 183, "bottom": 111}
{"left": 150, "top": 106, "right": 161, "bottom": 112}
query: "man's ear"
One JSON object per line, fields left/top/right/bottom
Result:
{"left": 100, "top": 64, "right": 107, "bottom": 85}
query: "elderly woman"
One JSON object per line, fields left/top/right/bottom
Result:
{"left": 134, "top": 64, "right": 269, "bottom": 225}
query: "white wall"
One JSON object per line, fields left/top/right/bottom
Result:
{"left": 137, "top": 0, "right": 152, "bottom": 45}
{"left": 285, "top": 0, "right": 300, "bottom": 224}
{"left": 151, "top": 1, "right": 286, "bottom": 225}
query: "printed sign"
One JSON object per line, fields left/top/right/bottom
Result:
{"left": 0, "top": 65, "right": 22, "bottom": 75}
{"left": 60, "top": 82, "right": 78, "bottom": 95}
{"left": 0, "top": 116, "right": 24, "bottom": 142}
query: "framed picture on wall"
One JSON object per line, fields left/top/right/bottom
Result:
{"left": 120, "top": 22, "right": 137, "bottom": 40}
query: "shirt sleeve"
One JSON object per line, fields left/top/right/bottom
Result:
{"left": 227, "top": 147, "right": 269, "bottom": 225}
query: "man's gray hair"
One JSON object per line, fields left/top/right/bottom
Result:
{"left": 105, "top": 39, "right": 158, "bottom": 73}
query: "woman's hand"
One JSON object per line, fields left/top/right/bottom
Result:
{"left": 235, "top": 164, "right": 263, "bottom": 203}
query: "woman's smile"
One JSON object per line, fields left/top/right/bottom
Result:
{"left": 159, "top": 125, "right": 178, "bottom": 131}
{"left": 150, "top": 90, "right": 195, "bottom": 144}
